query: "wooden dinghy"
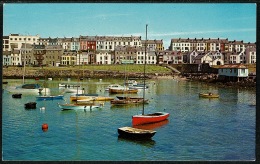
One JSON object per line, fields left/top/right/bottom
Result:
{"left": 199, "top": 93, "right": 219, "bottom": 98}
{"left": 118, "top": 127, "right": 156, "bottom": 139}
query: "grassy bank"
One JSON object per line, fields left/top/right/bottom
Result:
{"left": 9, "top": 65, "right": 173, "bottom": 74}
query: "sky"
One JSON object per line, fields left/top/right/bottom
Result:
{"left": 3, "top": 3, "right": 256, "bottom": 48}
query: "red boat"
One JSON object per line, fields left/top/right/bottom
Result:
{"left": 132, "top": 25, "right": 170, "bottom": 126}
{"left": 132, "top": 112, "right": 170, "bottom": 126}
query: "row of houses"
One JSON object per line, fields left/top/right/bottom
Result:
{"left": 2, "top": 34, "right": 256, "bottom": 66}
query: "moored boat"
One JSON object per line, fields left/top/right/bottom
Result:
{"left": 70, "top": 93, "right": 99, "bottom": 101}
{"left": 199, "top": 93, "right": 219, "bottom": 98}
{"left": 105, "top": 84, "right": 124, "bottom": 91}
{"left": 109, "top": 88, "right": 138, "bottom": 94}
{"left": 58, "top": 103, "right": 102, "bottom": 111}
{"left": 132, "top": 112, "right": 170, "bottom": 126}
{"left": 94, "top": 96, "right": 115, "bottom": 101}
{"left": 111, "top": 98, "right": 149, "bottom": 106}
{"left": 59, "top": 83, "right": 81, "bottom": 88}
{"left": 36, "top": 95, "right": 64, "bottom": 100}
{"left": 129, "top": 83, "right": 149, "bottom": 89}
{"left": 6, "top": 84, "right": 50, "bottom": 94}
{"left": 116, "top": 96, "right": 144, "bottom": 100}
{"left": 118, "top": 127, "right": 156, "bottom": 139}
{"left": 131, "top": 25, "right": 170, "bottom": 126}
{"left": 25, "top": 102, "right": 37, "bottom": 109}
{"left": 12, "top": 93, "right": 22, "bottom": 98}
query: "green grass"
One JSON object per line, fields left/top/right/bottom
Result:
{"left": 21, "top": 65, "right": 172, "bottom": 74}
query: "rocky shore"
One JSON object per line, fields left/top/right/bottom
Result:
{"left": 179, "top": 73, "right": 256, "bottom": 89}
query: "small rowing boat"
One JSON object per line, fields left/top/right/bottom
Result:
{"left": 199, "top": 93, "right": 219, "bottom": 98}
{"left": 118, "top": 127, "right": 156, "bottom": 139}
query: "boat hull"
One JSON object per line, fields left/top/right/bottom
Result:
{"left": 118, "top": 127, "right": 156, "bottom": 139}
{"left": 132, "top": 112, "right": 170, "bottom": 126}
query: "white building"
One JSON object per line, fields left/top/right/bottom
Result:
{"left": 96, "top": 50, "right": 112, "bottom": 64}
{"left": 3, "top": 51, "right": 11, "bottom": 66}
{"left": 96, "top": 36, "right": 142, "bottom": 51}
{"left": 218, "top": 64, "right": 248, "bottom": 82}
{"left": 246, "top": 47, "right": 256, "bottom": 64}
{"left": 8, "top": 34, "right": 40, "bottom": 51}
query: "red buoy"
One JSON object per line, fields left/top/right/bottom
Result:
{"left": 42, "top": 123, "right": 48, "bottom": 131}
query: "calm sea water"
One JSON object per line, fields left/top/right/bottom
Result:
{"left": 2, "top": 78, "right": 256, "bottom": 161}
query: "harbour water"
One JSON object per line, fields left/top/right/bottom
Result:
{"left": 2, "top": 78, "right": 256, "bottom": 161}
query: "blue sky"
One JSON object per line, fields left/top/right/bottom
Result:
{"left": 3, "top": 3, "right": 256, "bottom": 48}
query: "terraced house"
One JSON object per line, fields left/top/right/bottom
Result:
{"left": 2, "top": 34, "right": 256, "bottom": 66}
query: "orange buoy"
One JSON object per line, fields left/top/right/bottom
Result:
{"left": 42, "top": 123, "right": 48, "bottom": 131}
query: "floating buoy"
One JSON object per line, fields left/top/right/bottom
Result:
{"left": 42, "top": 123, "right": 48, "bottom": 131}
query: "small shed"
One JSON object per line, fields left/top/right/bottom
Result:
{"left": 218, "top": 64, "right": 248, "bottom": 82}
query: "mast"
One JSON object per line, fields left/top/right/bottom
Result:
{"left": 142, "top": 24, "right": 148, "bottom": 115}
{"left": 22, "top": 35, "right": 27, "bottom": 84}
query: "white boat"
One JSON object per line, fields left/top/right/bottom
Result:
{"left": 58, "top": 103, "right": 102, "bottom": 111}
{"left": 6, "top": 84, "right": 50, "bottom": 94}
{"left": 129, "top": 83, "right": 149, "bottom": 89}
{"left": 60, "top": 88, "right": 85, "bottom": 94}
{"left": 105, "top": 84, "right": 125, "bottom": 91}
{"left": 59, "top": 83, "right": 81, "bottom": 88}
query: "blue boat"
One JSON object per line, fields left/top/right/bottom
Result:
{"left": 36, "top": 95, "right": 64, "bottom": 101}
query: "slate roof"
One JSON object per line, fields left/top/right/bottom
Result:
{"left": 218, "top": 64, "right": 247, "bottom": 69}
